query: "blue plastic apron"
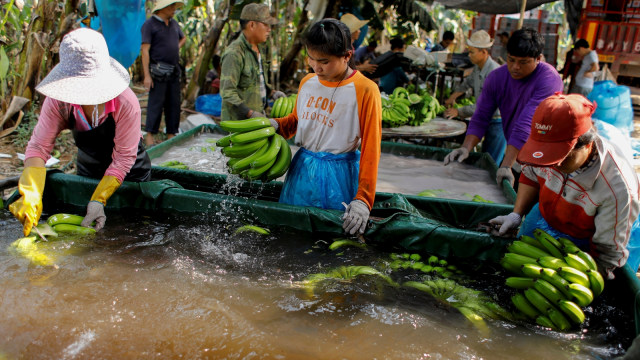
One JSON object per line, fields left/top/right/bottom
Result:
{"left": 519, "top": 203, "right": 640, "bottom": 271}
{"left": 280, "top": 148, "right": 360, "bottom": 210}
{"left": 518, "top": 203, "right": 590, "bottom": 249}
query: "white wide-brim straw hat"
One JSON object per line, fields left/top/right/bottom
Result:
{"left": 340, "top": 13, "right": 369, "bottom": 33}
{"left": 152, "top": 0, "right": 184, "bottom": 13}
{"left": 467, "top": 30, "right": 494, "bottom": 49}
{"left": 35, "top": 28, "right": 130, "bottom": 105}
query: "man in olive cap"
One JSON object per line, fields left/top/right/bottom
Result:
{"left": 220, "top": 3, "right": 285, "bottom": 121}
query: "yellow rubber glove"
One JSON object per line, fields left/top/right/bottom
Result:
{"left": 89, "top": 175, "right": 122, "bottom": 205}
{"left": 81, "top": 175, "right": 122, "bottom": 231}
{"left": 9, "top": 167, "right": 47, "bottom": 236}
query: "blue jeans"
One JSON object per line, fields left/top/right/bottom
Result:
{"left": 482, "top": 118, "right": 506, "bottom": 165}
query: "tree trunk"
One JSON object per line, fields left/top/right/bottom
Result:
{"left": 278, "top": 0, "right": 310, "bottom": 85}
{"left": 183, "top": 0, "right": 235, "bottom": 107}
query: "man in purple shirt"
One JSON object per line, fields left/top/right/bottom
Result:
{"left": 443, "top": 28, "right": 563, "bottom": 187}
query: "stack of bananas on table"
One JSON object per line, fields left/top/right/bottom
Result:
{"left": 382, "top": 87, "right": 445, "bottom": 128}
{"left": 500, "top": 228, "right": 605, "bottom": 331}
{"left": 381, "top": 87, "right": 412, "bottom": 128}
{"left": 270, "top": 94, "right": 297, "bottom": 118}
{"left": 217, "top": 118, "right": 292, "bottom": 182}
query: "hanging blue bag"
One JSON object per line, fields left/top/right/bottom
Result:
{"left": 94, "top": 0, "right": 146, "bottom": 69}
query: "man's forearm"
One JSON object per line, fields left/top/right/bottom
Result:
{"left": 500, "top": 145, "right": 519, "bottom": 168}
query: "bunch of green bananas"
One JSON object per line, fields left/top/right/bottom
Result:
{"left": 500, "top": 228, "right": 605, "bottom": 331}
{"left": 217, "top": 118, "right": 292, "bottom": 182}
{"left": 9, "top": 213, "right": 95, "bottom": 266}
{"left": 388, "top": 253, "right": 462, "bottom": 278}
{"left": 453, "top": 96, "right": 476, "bottom": 109}
{"left": 405, "top": 278, "right": 513, "bottom": 335}
{"left": 270, "top": 94, "right": 297, "bottom": 118}
{"left": 158, "top": 160, "right": 189, "bottom": 170}
{"left": 381, "top": 87, "right": 412, "bottom": 128}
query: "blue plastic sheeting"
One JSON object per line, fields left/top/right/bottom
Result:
{"left": 588, "top": 80, "right": 634, "bottom": 136}
{"left": 195, "top": 94, "right": 222, "bottom": 117}
{"left": 94, "top": 0, "right": 146, "bottom": 69}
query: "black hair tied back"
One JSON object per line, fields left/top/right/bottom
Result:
{"left": 304, "top": 18, "right": 352, "bottom": 58}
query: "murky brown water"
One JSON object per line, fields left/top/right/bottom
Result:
{"left": 0, "top": 209, "right": 630, "bottom": 359}
{"left": 151, "top": 134, "right": 508, "bottom": 203}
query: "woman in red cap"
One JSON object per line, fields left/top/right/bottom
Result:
{"left": 489, "top": 93, "right": 640, "bottom": 279}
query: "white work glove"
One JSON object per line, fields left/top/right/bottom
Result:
{"left": 82, "top": 201, "right": 106, "bottom": 231}
{"left": 488, "top": 212, "right": 522, "bottom": 237}
{"left": 249, "top": 111, "right": 266, "bottom": 118}
{"left": 269, "top": 118, "right": 279, "bottom": 131}
{"left": 272, "top": 91, "right": 286, "bottom": 100}
{"left": 496, "top": 167, "right": 515, "bottom": 187}
{"left": 443, "top": 147, "right": 469, "bottom": 165}
{"left": 342, "top": 199, "right": 370, "bottom": 235}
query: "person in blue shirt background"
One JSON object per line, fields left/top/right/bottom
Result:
{"left": 379, "top": 38, "right": 410, "bottom": 95}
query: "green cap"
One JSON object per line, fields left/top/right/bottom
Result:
{"left": 240, "top": 3, "right": 277, "bottom": 25}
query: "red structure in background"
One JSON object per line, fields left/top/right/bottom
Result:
{"left": 577, "top": 0, "right": 640, "bottom": 81}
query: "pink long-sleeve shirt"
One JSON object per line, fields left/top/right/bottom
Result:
{"left": 25, "top": 88, "right": 142, "bottom": 182}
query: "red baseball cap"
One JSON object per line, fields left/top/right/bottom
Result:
{"left": 517, "top": 92, "right": 596, "bottom": 166}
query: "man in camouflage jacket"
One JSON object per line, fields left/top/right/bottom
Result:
{"left": 220, "top": 3, "right": 284, "bottom": 121}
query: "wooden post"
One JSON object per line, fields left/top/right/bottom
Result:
{"left": 517, "top": 0, "right": 527, "bottom": 30}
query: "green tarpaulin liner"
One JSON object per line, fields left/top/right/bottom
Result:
{"left": 147, "top": 124, "right": 517, "bottom": 204}
{"left": 5, "top": 170, "right": 640, "bottom": 339}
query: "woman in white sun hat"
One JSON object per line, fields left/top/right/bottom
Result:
{"left": 9, "top": 28, "right": 151, "bottom": 236}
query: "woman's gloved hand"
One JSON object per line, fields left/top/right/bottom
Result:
{"left": 83, "top": 201, "right": 106, "bottom": 231}
{"left": 272, "top": 90, "right": 286, "bottom": 100}
{"left": 342, "top": 199, "right": 370, "bottom": 235}
{"left": 443, "top": 147, "right": 469, "bottom": 165}
{"left": 81, "top": 175, "right": 121, "bottom": 231}
{"left": 488, "top": 212, "right": 522, "bottom": 237}
{"left": 496, "top": 167, "right": 515, "bottom": 187}
{"left": 269, "top": 118, "right": 279, "bottom": 131}
{"left": 9, "top": 166, "right": 47, "bottom": 236}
